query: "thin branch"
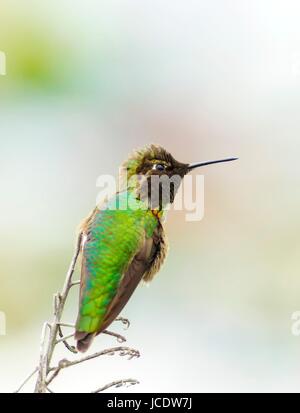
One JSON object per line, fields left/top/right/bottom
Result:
{"left": 56, "top": 332, "right": 75, "bottom": 344}
{"left": 46, "top": 346, "right": 139, "bottom": 386}
{"left": 46, "top": 233, "right": 83, "bottom": 363}
{"left": 92, "top": 379, "right": 139, "bottom": 393}
{"left": 45, "top": 367, "right": 62, "bottom": 387}
{"left": 58, "top": 322, "right": 75, "bottom": 328}
{"left": 57, "top": 325, "right": 77, "bottom": 354}
{"left": 46, "top": 386, "right": 55, "bottom": 393}
{"left": 103, "top": 329, "right": 126, "bottom": 343}
{"left": 50, "top": 346, "right": 140, "bottom": 371}
{"left": 115, "top": 317, "right": 130, "bottom": 330}
{"left": 34, "top": 233, "right": 83, "bottom": 393}
{"left": 34, "top": 322, "right": 50, "bottom": 393}
{"left": 14, "top": 367, "right": 38, "bottom": 393}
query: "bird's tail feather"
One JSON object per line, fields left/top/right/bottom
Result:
{"left": 75, "top": 331, "right": 96, "bottom": 353}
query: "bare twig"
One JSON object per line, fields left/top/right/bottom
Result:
{"left": 54, "top": 346, "right": 140, "bottom": 369}
{"left": 92, "top": 379, "right": 139, "bottom": 393}
{"left": 34, "top": 322, "right": 51, "bottom": 393}
{"left": 58, "top": 322, "right": 75, "bottom": 328}
{"left": 46, "top": 347, "right": 139, "bottom": 386}
{"left": 115, "top": 317, "right": 131, "bottom": 330}
{"left": 57, "top": 325, "right": 77, "bottom": 354}
{"left": 103, "top": 330, "right": 126, "bottom": 343}
{"left": 56, "top": 332, "right": 75, "bottom": 344}
{"left": 45, "top": 367, "right": 62, "bottom": 387}
{"left": 34, "top": 233, "right": 83, "bottom": 392}
{"left": 14, "top": 367, "right": 38, "bottom": 393}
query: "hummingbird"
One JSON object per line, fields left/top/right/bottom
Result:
{"left": 75, "top": 144, "right": 237, "bottom": 352}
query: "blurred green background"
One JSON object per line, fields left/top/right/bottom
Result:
{"left": 1, "top": 0, "right": 300, "bottom": 392}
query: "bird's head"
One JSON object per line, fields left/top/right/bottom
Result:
{"left": 120, "top": 144, "right": 237, "bottom": 209}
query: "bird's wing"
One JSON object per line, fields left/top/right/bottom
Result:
{"left": 75, "top": 197, "right": 162, "bottom": 351}
{"left": 98, "top": 227, "right": 162, "bottom": 333}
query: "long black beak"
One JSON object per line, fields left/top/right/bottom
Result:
{"left": 188, "top": 157, "right": 238, "bottom": 171}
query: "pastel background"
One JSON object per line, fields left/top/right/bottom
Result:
{"left": 1, "top": 0, "right": 300, "bottom": 392}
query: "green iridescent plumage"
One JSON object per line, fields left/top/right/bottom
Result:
{"left": 76, "top": 191, "right": 159, "bottom": 335}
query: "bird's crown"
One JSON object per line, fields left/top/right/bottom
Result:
{"left": 121, "top": 144, "right": 187, "bottom": 182}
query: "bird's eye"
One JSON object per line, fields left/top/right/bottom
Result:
{"left": 153, "top": 163, "right": 165, "bottom": 171}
